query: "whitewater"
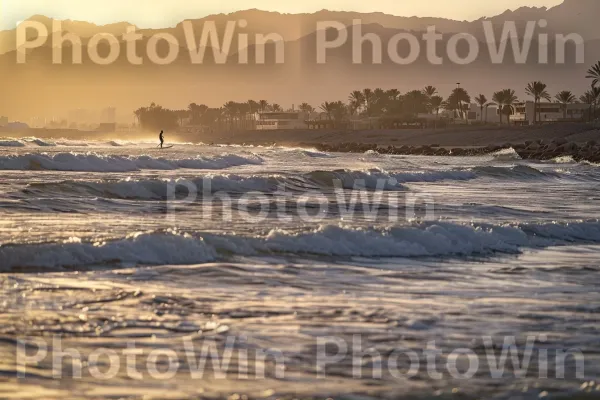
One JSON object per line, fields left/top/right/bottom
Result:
{"left": 1, "top": 139, "right": 599, "bottom": 399}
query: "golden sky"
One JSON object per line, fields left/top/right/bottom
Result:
{"left": 2, "top": 0, "right": 563, "bottom": 30}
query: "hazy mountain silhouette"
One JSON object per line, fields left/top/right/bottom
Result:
{"left": 1, "top": 0, "right": 599, "bottom": 121}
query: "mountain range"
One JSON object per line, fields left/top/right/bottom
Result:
{"left": 1, "top": 0, "right": 599, "bottom": 121}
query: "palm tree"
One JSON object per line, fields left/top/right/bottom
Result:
{"left": 492, "top": 91, "right": 507, "bottom": 124}
{"left": 387, "top": 89, "right": 401, "bottom": 101}
{"left": 592, "top": 86, "right": 600, "bottom": 119}
{"left": 404, "top": 90, "right": 429, "bottom": 117}
{"left": 348, "top": 90, "right": 365, "bottom": 115}
{"left": 247, "top": 100, "right": 259, "bottom": 114}
{"left": 525, "top": 81, "right": 551, "bottom": 124}
{"left": 330, "top": 101, "right": 349, "bottom": 122}
{"left": 175, "top": 109, "right": 189, "bottom": 127}
{"left": 222, "top": 101, "right": 239, "bottom": 129}
{"left": 134, "top": 107, "right": 146, "bottom": 126}
{"left": 429, "top": 96, "right": 444, "bottom": 118}
{"left": 271, "top": 104, "right": 282, "bottom": 112}
{"left": 501, "top": 89, "right": 518, "bottom": 124}
{"left": 580, "top": 90, "right": 597, "bottom": 121}
{"left": 258, "top": 100, "right": 269, "bottom": 112}
{"left": 474, "top": 94, "right": 489, "bottom": 122}
{"left": 320, "top": 101, "right": 336, "bottom": 120}
{"left": 423, "top": 86, "right": 438, "bottom": 98}
{"left": 362, "top": 88, "right": 374, "bottom": 117}
{"left": 587, "top": 61, "right": 600, "bottom": 87}
{"left": 187, "top": 103, "right": 208, "bottom": 125}
{"left": 555, "top": 90, "right": 576, "bottom": 120}
{"left": 446, "top": 88, "right": 471, "bottom": 120}
{"left": 299, "top": 103, "right": 315, "bottom": 114}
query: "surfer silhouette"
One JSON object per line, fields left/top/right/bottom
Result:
{"left": 159, "top": 130, "right": 164, "bottom": 149}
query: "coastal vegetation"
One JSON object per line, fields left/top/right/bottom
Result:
{"left": 133, "top": 61, "right": 600, "bottom": 132}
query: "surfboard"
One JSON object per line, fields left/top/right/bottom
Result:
{"left": 159, "top": 145, "right": 174, "bottom": 149}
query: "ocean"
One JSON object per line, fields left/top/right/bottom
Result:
{"left": 0, "top": 138, "right": 599, "bottom": 399}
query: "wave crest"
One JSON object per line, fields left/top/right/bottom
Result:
{"left": 0, "top": 152, "right": 263, "bottom": 172}
{"left": 2, "top": 221, "right": 600, "bottom": 270}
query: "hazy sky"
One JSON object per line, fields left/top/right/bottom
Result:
{"left": 1, "top": 0, "right": 564, "bottom": 30}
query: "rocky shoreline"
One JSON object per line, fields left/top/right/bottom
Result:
{"left": 303, "top": 139, "right": 600, "bottom": 163}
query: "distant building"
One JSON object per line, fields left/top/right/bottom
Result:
{"left": 255, "top": 111, "right": 309, "bottom": 130}
{"left": 510, "top": 101, "right": 589, "bottom": 125}
{"left": 0, "top": 116, "right": 8, "bottom": 127}
{"left": 68, "top": 108, "right": 92, "bottom": 125}
{"left": 100, "top": 107, "right": 117, "bottom": 124}
{"left": 4, "top": 122, "right": 29, "bottom": 131}
{"left": 28, "top": 117, "right": 45, "bottom": 128}
{"left": 97, "top": 122, "right": 117, "bottom": 132}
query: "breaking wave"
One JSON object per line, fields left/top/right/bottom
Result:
{"left": 21, "top": 137, "right": 57, "bottom": 147}
{"left": 491, "top": 147, "right": 522, "bottom": 161}
{"left": 276, "top": 148, "right": 332, "bottom": 158}
{"left": 22, "top": 169, "right": 479, "bottom": 200}
{"left": 471, "top": 165, "right": 558, "bottom": 179}
{"left": 550, "top": 155, "right": 576, "bottom": 164}
{"left": 0, "top": 152, "right": 263, "bottom": 172}
{"left": 0, "top": 139, "right": 25, "bottom": 147}
{"left": 306, "top": 169, "right": 476, "bottom": 189}
{"left": 2, "top": 220, "right": 600, "bottom": 270}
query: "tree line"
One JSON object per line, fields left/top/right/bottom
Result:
{"left": 133, "top": 61, "right": 600, "bottom": 131}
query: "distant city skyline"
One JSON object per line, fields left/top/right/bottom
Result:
{"left": 2, "top": 0, "right": 564, "bottom": 30}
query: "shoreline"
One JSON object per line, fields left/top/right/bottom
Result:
{"left": 2, "top": 122, "right": 600, "bottom": 161}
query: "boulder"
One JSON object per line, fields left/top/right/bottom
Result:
{"left": 560, "top": 142, "right": 579, "bottom": 153}
{"left": 545, "top": 142, "right": 558, "bottom": 151}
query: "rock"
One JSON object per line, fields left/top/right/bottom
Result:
{"left": 559, "top": 142, "right": 579, "bottom": 153}
{"left": 545, "top": 142, "right": 558, "bottom": 151}
{"left": 418, "top": 145, "right": 435, "bottom": 155}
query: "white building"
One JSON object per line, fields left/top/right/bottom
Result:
{"left": 510, "top": 101, "right": 589, "bottom": 125}
{"left": 466, "top": 104, "right": 501, "bottom": 123}
{"left": 255, "top": 111, "right": 309, "bottom": 130}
